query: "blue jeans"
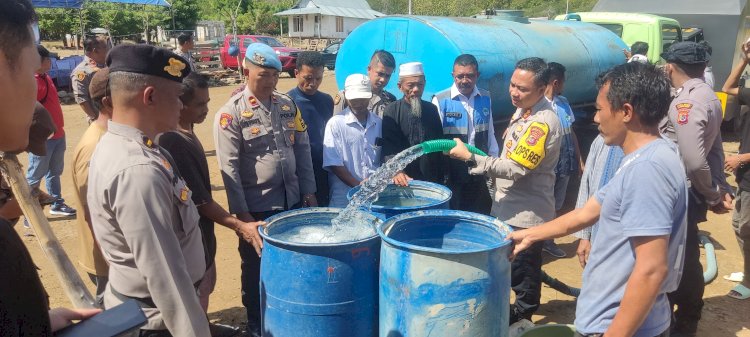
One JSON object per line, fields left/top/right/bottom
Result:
{"left": 26, "top": 137, "right": 66, "bottom": 205}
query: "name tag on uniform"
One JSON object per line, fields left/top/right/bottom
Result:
{"left": 445, "top": 112, "right": 462, "bottom": 118}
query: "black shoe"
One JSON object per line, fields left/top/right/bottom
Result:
{"left": 50, "top": 202, "right": 76, "bottom": 216}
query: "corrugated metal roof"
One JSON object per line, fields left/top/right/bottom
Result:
{"left": 308, "top": 0, "right": 372, "bottom": 10}
{"left": 275, "top": 6, "right": 384, "bottom": 19}
{"left": 275, "top": 0, "right": 383, "bottom": 19}
{"left": 593, "top": 0, "right": 745, "bottom": 15}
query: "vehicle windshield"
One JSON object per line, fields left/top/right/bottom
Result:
{"left": 324, "top": 43, "right": 340, "bottom": 53}
{"left": 662, "top": 24, "right": 682, "bottom": 50}
{"left": 595, "top": 23, "right": 623, "bottom": 37}
{"left": 243, "top": 36, "right": 285, "bottom": 48}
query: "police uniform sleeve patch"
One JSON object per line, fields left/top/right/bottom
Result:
{"left": 676, "top": 103, "right": 692, "bottom": 125}
{"left": 508, "top": 121, "right": 549, "bottom": 170}
{"left": 76, "top": 71, "right": 85, "bottom": 81}
{"left": 334, "top": 94, "right": 341, "bottom": 105}
{"left": 219, "top": 113, "right": 233, "bottom": 129}
{"left": 294, "top": 108, "right": 307, "bottom": 132}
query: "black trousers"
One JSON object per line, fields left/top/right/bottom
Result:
{"left": 667, "top": 191, "right": 707, "bottom": 333}
{"left": 311, "top": 155, "right": 329, "bottom": 207}
{"left": 239, "top": 209, "right": 284, "bottom": 328}
{"left": 509, "top": 239, "right": 544, "bottom": 323}
{"left": 447, "top": 175, "right": 492, "bottom": 215}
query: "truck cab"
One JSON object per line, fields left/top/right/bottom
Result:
{"left": 556, "top": 12, "right": 682, "bottom": 63}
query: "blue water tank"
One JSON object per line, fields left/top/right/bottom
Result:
{"left": 336, "top": 15, "right": 627, "bottom": 119}
{"left": 378, "top": 210, "right": 514, "bottom": 337}
{"left": 346, "top": 180, "right": 452, "bottom": 220}
{"left": 259, "top": 208, "right": 382, "bottom": 337}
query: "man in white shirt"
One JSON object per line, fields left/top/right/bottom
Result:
{"left": 323, "top": 74, "right": 383, "bottom": 207}
{"left": 432, "top": 54, "right": 499, "bottom": 214}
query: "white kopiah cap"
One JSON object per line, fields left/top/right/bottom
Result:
{"left": 344, "top": 74, "right": 373, "bottom": 100}
{"left": 628, "top": 54, "right": 648, "bottom": 64}
{"left": 399, "top": 62, "right": 424, "bottom": 77}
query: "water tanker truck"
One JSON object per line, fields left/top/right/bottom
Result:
{"left": 335, "top": 13, "right": 628, "bottom": 123}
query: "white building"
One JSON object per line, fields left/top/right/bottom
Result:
{"left": 274, "top": 0, "right": 384, "bottom": 39}
{"left": 195, "top": 21, "right": 225, "bottom": 42}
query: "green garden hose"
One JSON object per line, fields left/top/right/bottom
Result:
{"left": 420, "top": 139, "right": 488, "bottom": 157}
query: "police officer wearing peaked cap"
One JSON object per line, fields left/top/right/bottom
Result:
{"left": 660, "top": 41, "right": 733, "bottom": 337}
{"left": 213, "top": 42, "right": 317, "bottom": 336}
{"left": 87, "top": 44, "right": 212, "bottom": 337}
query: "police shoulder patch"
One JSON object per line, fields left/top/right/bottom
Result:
{"left": 219, "top": 113, "right": 233, "bottom": 129}
{"left": 334, "top": 93, "right": 341, "bottom": 105}
{"left": 508, "top": 121, "right": 549, "bottom": 170}
{"left": 675, "top": 103, "right": 692, "bottom": 125}
{"left": 294, "top": 108, "right": 307, "bottom": 132}
{"left": 76, "top": 71, "right": 85, "bottom": 81}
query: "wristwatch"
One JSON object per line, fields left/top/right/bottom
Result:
{"left": 466, "top": 153, "right": 477, "bottom": 168}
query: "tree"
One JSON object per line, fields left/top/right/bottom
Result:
{"left": 37, "top": 8, "right": 99, "bottom": 43}
{"left": 366, "top": 0, "right": 596, "bottom": 17}
{"left": 199, "top": 0, "right": 293, "bottom": 36}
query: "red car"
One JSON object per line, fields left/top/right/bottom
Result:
{"left": 220, "top": 35, "right": 301, "bottom": 77}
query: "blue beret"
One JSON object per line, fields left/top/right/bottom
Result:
{"left": 106, "top": 44, "right": 191, "bottom": 82}
{"left": 244, "top": 43, "right": 282, "bottom": 71}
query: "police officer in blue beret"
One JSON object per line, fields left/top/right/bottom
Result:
{"left": 213, "top": 43, "right": 317, "bottom": 336}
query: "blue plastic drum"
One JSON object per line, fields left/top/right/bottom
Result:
{"left": 347, "top": 180, "right": 452, "bottom": 220}
{"left": 378, "top": 210, "right": 513, "bottom": 337}
{"left": 259, "top": 208, "right": 382, "bottom": 337}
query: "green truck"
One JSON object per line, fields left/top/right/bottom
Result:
{"left": 555, "top": 12, "right": 682, "bottom": 64}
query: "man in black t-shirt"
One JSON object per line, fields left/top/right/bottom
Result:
{"left": 721, "top": 41, "right": 750, "bottom": 301}
{"left": 157, "top": 73, "right": 265, "bottom": 319}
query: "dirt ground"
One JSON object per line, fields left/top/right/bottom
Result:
{"left": 14, "top": 68, "right": 750, "bottom": 336}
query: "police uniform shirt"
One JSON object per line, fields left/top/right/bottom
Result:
{"left": 87, "top": 121, "right": 209, "bottom": 336}
{"left": 333, "top": 88, "right": 397, "bottom": 117}
{"left": 431, "top": 84, "right": 500, "bottom": 156}
{"left": 659, "top": 78, "right": 730, "bottom": 205}
{"left": 71, "top": 56, "right": 103, "bottom": 106}
{"left": 470, "top": 98, "right": 561, "bottom": 228}
{"left": 214, "top": 87, "right": 316, "bottom": 214}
